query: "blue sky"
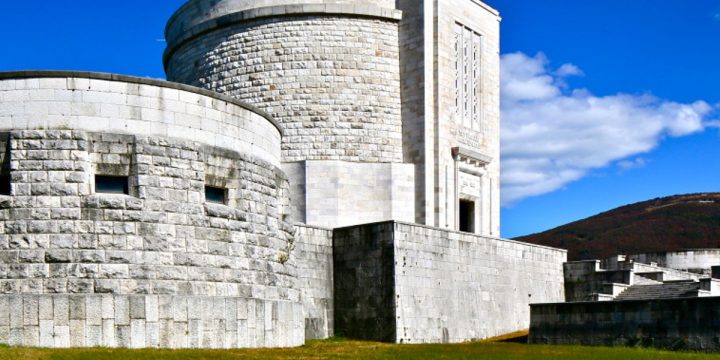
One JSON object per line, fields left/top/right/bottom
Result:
{"left": 489, "top": 0, "right": 720, "bottom": 237}
{"left": 1, "top": 1, "right": 718, "bottom": 238}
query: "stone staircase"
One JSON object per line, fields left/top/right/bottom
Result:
{"left": 614, "top": 280, "right": 708, "bottom": 301}
{"left": 564, "top": 256, "right": 720, "bottom": 302}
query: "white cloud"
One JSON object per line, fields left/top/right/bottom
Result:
{"left": 501, "top": 52, "right": 714, "bottom": 206}
{"left": 556, "top": 63, "right": 584, "bottom": 77}
{"left": 617, "top": 157, "right": 648, "bottom": 171}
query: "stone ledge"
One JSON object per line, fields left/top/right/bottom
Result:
{"left": 0, "top": 71, "right": 283, "bottom": 136}
{"left": 164, "top": 3, "right": 402, "bottom": 68}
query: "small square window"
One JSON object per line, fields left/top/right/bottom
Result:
{"left": 95, "top": 175, "right": 129, "bottom": 195}
{"left": 205, "top": 186, "right": 227, "bottom": 204}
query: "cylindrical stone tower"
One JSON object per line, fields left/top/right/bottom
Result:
{"left": 165, "top": 0, "right": 404, "bottom": 163}
{"left": 165, "top": 1, "right": 415, "bottom": 228}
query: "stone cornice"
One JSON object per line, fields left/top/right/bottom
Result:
{"left": 452, "top": 146, "right": 493, "bottom": 167}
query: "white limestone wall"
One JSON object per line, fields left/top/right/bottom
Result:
{"left": 333, "top": 221, "right": 566, "bottom": 343}
{"left": 0, "top": 294, "right": 301, "bottom": 348}
{"left": 396, "top": 0, "right": 434, "bottom": 225}
{"left": 392, "top": 223, "right": 565, "bottom": 343}
{"left": 166, "top": 10, "right": 403, "bottom": 164}
{"left": 395, "top": 0, "right": 501, "bottom": 236}
{"left": 283, "top": 161, "right": 415, "bottom": 228}
{"left": 435, "top": 0, "right": 501, "bottom": 236}
{"left": 293, "top": 225, "right": 334, "bottom": 340}
{"left": 0, "top": 73, "right": 303, "bottom": 348}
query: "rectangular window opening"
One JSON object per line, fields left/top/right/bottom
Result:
{"left": 95, "top": 175, "right": 129, "bottom": 195}
{"left": 459, "top": 199, "right": 475, "bottom": 233}
{"left": 205, "top": 186, "right": 227, "bottom": 205}
{"left": 0, "top": 174, "right": 10, "bottom": 196}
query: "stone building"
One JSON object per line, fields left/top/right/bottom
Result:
{"left": 0, "top": 0, "right": 566, "bottom": 348}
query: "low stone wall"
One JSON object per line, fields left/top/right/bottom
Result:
{"left": 294, "top": 224, "right": 334, "bottom": 340}
{"left": 530, "top": 297, "right": 720, "bottom": 351}
{"left": 333, "top": 221, "right": 566, "bottom": 344}
{"left": 0, "top": 294, "right": 302, "bottom": 348}
{"left": 628, "top": 250, "right": 720, "bottom": 274}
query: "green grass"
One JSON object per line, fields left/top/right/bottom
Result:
{"left": 0, "top": 338, "right": 719, "bottom": 360}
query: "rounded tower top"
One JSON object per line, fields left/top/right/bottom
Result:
{"left": 165, "top": 0, "right": 400, "bottom": 65}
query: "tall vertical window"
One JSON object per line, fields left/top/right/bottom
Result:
{"left": 454, "top": 23, "right": 482, "bottom": 129}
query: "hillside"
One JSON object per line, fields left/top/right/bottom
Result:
{"left": 515, "top": 193, "right": 720, "bottom": 260}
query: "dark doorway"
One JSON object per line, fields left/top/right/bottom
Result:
{"left": 459, "top": 199, "right": 475, "bottom": 233}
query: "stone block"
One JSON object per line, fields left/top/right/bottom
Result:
{"left": 130, "top": 297, "right": 145, "bottom": 320}
{"left": 102, "top": 319, "right": 116, "bottom": 347}
{"left": 115, "top": 296, "right": 129, "bottom": 326}
{"left": 130, "top": 319, "right": 146, "bottom": 348}
{"left": 115, "top": 325, "right": 130, "bottom": 348}
{"left": 54, "top": 325, "right": 70, "bottom": 348}
{"left": 69, "top": 319, "right": 85, "bottom": 347}
{"left": 23, "top": 326, "right": 39, "bottom": 347}
{"left": 86, "top": 325, "right": 102, "bottom": 347}
{"left": 101, "top": 295, "right": 114, "bottom": 319}
{"left": 86, "top": 297, "right": 102, "bottom": 326}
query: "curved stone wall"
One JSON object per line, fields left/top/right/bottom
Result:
{"left": 166, "top": 0, "right": 399, "bottom": 47}
{"left": 165, "top": 5, "right": 403, "bottom": 163}
{"left": 0, "top": 72, "right": 302, "bottom": 348}
{"left": 0, "top": 71, "right": 282, "bottom": 166}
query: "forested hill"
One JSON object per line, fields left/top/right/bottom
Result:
{"left": 515, "top": 193, "right": 720, "bottom": 260}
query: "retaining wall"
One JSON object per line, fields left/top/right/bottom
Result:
{"left": 530, "top": 297, "right": 720, "bottom": 351}
{"left": 334, "top": 221, "right": 566, "bottom": 343}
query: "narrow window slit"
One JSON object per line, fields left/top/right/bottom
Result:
{"left": 0, "top": 134, "right": 10, "bottom": 195}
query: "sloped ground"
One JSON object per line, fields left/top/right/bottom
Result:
{"left": 516, "top": 193, "right": 720, "bottom": 260}
{"left": 0, "top": 338, "right": 719, "bottom": 360}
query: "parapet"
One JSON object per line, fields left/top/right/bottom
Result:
{"left": 0, "top": 71, "right": 282, "bottom": 166}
